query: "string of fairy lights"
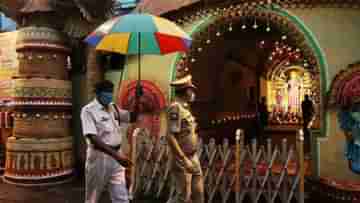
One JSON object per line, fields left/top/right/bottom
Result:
{"left": 209, "top": 113, "right": 257, "bottom": 126}
{"left": 173, "top": 1, "right": 318, "bottom": 77}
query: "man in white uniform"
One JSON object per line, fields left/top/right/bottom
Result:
{"left": 81, "top": 80, "right": 138, "bottom": 203}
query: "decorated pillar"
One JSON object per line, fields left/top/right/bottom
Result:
{"left": 3, "top": 26, "right": 74, "bottom": 185}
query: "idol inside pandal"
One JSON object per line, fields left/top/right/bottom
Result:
{"left": 268, "top": 70, "right": 313, "bottom": 126}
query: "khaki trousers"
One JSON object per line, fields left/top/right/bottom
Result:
{"left": 172, "top": 155, "right": 204, "bottom": 203}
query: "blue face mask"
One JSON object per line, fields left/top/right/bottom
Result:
{"left": 98, "top": 92, "right": 113, "bottom": 105}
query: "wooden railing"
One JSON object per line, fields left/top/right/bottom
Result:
{"left": 130, "top": 129, "right": 305, "bottom": 203}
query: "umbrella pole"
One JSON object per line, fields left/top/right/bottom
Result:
{"left": 138, "top": 32, "right": 141, "bottom": 84}
{"left": 135, "top": 32, "right": 142, "bottom": 109}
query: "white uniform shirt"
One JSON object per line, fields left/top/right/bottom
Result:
{"left": 81, "top": 99, "right": 130, "bottom": 147}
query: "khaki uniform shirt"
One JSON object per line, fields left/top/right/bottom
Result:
{"left": 167, "top": 101, "right": 198, "bottom": 156}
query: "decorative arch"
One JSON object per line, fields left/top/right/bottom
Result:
{"left": 169, "top": 3, "right": 329, "bottom": 136}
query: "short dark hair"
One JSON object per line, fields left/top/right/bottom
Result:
{"left": 94, "top": 80, "right": 114, "bottom": 93}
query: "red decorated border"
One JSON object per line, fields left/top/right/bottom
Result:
{"left": 117, "top": 80, "right": 166, "bottom": 139}
{"left": 329, "top": 63, "right": 360, "bottom": 107}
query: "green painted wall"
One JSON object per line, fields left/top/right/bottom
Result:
{"left": 288, "top": 7, "right": 360, "bottom": 182}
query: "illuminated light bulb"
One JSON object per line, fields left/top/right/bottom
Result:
{"left": 228, "top": 26, "right": 233, "bottom": 31}
{"left": 282, "top": 35, "right": 287, "bottom": 40}
{"left": 296, "top": 48, "right": 300, "bottom": 52}
{"left": 191, "top": 58, "right": 196, "bottom": 63}
{"left": 269, "top": 56, "right": 273, "bottom": 60}
{"left": 266, "top": 26, "right": 271, "bottom": 32}
{"left": 206, "top": 39, "right": 211, "bottom": 44}
{"left": 253, "top": 23, "right": 258, "bottom": 29}
{"left": 216, "top": 32, "right": 221, "bottom": 36}
{"left": 197, "top": 47, "right": 203, "bottom": 52}
{"left": 241, "top": 24, "right": 246, "bottom": 29}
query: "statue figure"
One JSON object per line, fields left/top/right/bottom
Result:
{"left": 288, "top": 71, "right": 301, "bottom": 113}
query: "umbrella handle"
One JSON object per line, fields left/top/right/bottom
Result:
{"left": 135, "top": 81, "right": 143, "bottom": 112}
{"left": 136, "top": 81, "right": 143, "bottom": 97}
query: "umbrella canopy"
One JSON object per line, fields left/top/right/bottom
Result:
{"left": 84, "top": 13, "right": 191, "bottom": 55}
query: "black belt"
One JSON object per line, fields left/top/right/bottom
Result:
{"left": 109, "top": 144, "right": 121, "bottom": 151}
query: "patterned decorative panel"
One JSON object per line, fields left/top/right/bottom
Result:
{"left": 16, "top": 51, "right": 69, "bottom": 80}
{"left": 4, "top": 136, "right": 74, "bottom": 185}
{"left": 12, "top": 78, "right": 72, "bottom": 106}
{"left": 16, "top": 26, "right": 69, "bottom": 52}
{"left": 13, "top": 111, "right": 72, "bottom": 138}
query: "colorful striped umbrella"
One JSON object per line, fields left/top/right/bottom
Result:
{"left": 84, "top": 13, "right": 192, "bottom": 55}
{"left": 84, "top": 13, "right": 191, "bottom": 102}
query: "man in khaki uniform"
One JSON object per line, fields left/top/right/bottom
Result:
{"left": 167, "top": 75, "right": 204, "bottom": 203}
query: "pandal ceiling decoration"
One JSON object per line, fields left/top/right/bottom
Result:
{"left": 173, "top": 3, "right": 319, "bottom": 78}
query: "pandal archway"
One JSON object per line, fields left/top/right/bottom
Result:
{"left": 172, "top": 4, "right": 322, "bottom": 142}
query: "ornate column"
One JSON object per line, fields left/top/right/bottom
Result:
{"left": 3, "top": 26, "right": 74, "bottom": 185}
